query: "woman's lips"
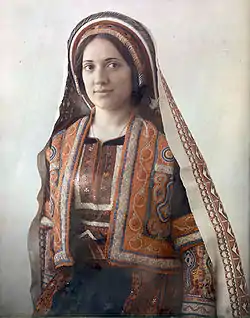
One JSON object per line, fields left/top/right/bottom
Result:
{"left": 95, "top": 90, "right": 113, "bottom": 93}
{"left": 94, "top": 90, "right": 113, "bottom": 96}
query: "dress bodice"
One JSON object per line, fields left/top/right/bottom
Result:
{"left": 70, "top": 136, "right": 125, "bottom": 265}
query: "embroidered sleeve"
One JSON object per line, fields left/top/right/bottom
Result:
{"left": 171, "top": 164, "right": 216, "bottom": 317}
{"left": 44, "top": 130, "right": 66, "bottom": 221}
{"left": 39, "top": 146, "right": 55, "bottom": 291}
{"left": 181, "top": 244, "right": 216, "bottom": 317}
{"left": 39, "top": 131, "right": 65, "bottom": 290}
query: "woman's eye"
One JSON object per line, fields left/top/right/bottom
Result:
{"left": 108, "top": 62, "right": 119, "bottom": 69}
{"left": 83, "top": 64, "right": 94, "bottom": 71}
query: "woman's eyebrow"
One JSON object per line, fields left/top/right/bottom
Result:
{"left": 105, "top": 57, "right": 121, "bottom": 62}
{"left": 82, "top": 59, "right": 93, "bottom": 63}
{"left": 82, "top": 57, "right": 121, "bottom": 63}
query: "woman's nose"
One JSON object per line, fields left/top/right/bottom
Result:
{"left": 94, "top": 67, "right": 109, "bottom": 85}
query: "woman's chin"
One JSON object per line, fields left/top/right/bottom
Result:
{"left": 94, "top": 102, "right": 121, "bottom": 111}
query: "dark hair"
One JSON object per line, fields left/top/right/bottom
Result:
{"left": 74, "top": 33, "right": 147, "bottom": 106}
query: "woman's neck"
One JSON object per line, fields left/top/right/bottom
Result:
{"left": 93, "top": 106, "right": 132, "bottom": 130}
{"left": 90, "top": 106, "right": 133, "bottom": 142}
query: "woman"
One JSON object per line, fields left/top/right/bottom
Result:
{"left": 29, "top": 11, "right": 249, "bottom": 317}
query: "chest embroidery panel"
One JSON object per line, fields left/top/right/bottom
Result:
{"left": 73, "top": 139, "right": 123, "bottom": 256}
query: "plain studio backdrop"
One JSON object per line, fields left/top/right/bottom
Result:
{"left": 0, "top": 0, "right": 249, "bottom": 315}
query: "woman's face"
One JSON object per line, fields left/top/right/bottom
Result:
{"left": 81, "top": 37, "right": 133, "bottom": 111}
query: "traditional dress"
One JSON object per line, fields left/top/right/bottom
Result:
{"left": 28, "top": 11, "right": 249, "bottom": 318}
